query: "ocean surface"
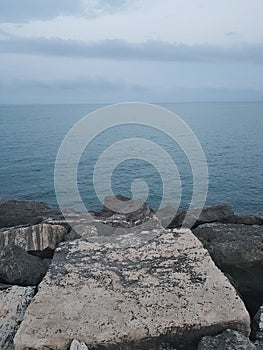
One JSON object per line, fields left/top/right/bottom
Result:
{"left": 0, "top": 102, "right": 262, "bottom": 214}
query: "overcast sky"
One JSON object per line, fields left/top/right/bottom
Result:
{"left": 0, "top": 0, "right": 263, "bottom": 103}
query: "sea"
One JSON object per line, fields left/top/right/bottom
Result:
{"left": 0, "top": 102, "right": 262, "bottom": 214}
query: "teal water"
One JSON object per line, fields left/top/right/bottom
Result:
{"left": 0, "top": 102, "right": 262, "bottom": 213}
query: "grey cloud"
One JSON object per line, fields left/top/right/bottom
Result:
{"left": 0, "top": 35, "right": 263, "bottom": 64}
{"left": 0, "top": 76, "right": 262, "bottom": 104}
{"left": 0, "top": 76, "right": 149, "bottom": 104}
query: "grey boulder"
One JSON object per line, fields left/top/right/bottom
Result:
{"left": 193, "top": 223, "right": 263, "bottom": 316}
{"left": 99, "top": 195, "right": 152, "bottom": 225}
{"left": 167, "top": 204, "right": 234, "bottom": 228}
{"left": 198, "top": 329, "right": 256, "bottom": 350}
{"left": 0, "top": 199, "right": 54, "bottom": 228}
{"left": 252, "top": 305, "right": 263, "bottom": 342}
{"left": 0, "top": 244, "right": 49, "bottom": 286}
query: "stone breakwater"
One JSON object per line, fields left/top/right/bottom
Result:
{"left": 0, "top": 196, "right": 262, "bottom": 350}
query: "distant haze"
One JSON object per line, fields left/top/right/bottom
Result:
{"left": 0, "top": 0, "right": 263, "bottom": 103}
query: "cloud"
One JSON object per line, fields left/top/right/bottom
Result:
{"left": 0, "top": 76, "right": 149, "bottom": 103}
{"left": 0, "top": 35, "right": 263, "bottom": 64}
{"left": 0, "top": 76, "right": 262, "bottom": 104}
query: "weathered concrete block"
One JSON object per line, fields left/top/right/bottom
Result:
{"left": 14, "top": 229, "right": 250, "bottom": 350}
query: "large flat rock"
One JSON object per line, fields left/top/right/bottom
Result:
{"left": 0, "top": 286, "right": 35, "bottom": 350}
{"left": 15, "top": 229, "right": 250, "bottom": 350}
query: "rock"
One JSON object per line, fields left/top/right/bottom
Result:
{"left": 252, "top": 305, "right": 263, "bottom": 342}
{"left": 168, "top": 204, "right": 234, "bottom": 229}
{"left": 0, "top": 285, "right": 35, "bottom": 350}
{"left": 0, "top": 283, "right": 12, "bottom": 290}
{"left": 0, "top": 199, "right": 54, "bottom": 228}
{"left": 221, "top": 215, "right": 263, "bottom": 225}
{"left": 103, "top": 213, "right": 131, "bottom": 227}
{"left": 154, "top": 205, "right": 179, "bottom": 229}
{"left": 193, "top": 223, "right": 263, "bottom": 316}
{"left": 0, "top": 244, "right": 49, "bottom": 286}
{"left": 44, "top": 210, "right": 95, "bottom": 229}
{"left": 14, "top": 229, "right": 250, "bottom": 350}
{"left": 0, "top": 223, "right": 67, "bottom": 258}
{"left": 70, "top": 339, "right": 89, "bottom": 350}
{"left": 198, "top": 329, "right": 256, "bottom": 350}
{"left": 99, "top": 195, "right": 152, "bottom": 225}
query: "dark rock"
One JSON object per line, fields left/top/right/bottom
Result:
{"left": 0, "top": 283, "right": 12, "bottom": 291}
{"left": 198, "top": 329, "right": 256, "bottom": 350}
{"left": 0, "top": 199, "right": 55, "bottom": 228}
{"left": 98, "top": 195, "right": 152, "bottom": 226}
{"left": 168, "top": 204, "right": 234, "bottom": 229}
{"left": 193, "top": 223, "right": 263, "bottom": 316}
{"left": 252, "top": 305, "right": 263, "bottom": 342}
{"left": 0, "top": 244, "right": 49, "bottom": 286}
{"left": 221, "top": 215, "right": 263, "bottom": 225}
{"left": 154, "top": 205, "right": 179, "bottom": 229}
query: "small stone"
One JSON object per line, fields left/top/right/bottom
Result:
{"left": 70, "top": 339, "right": 88, "bottom": 349}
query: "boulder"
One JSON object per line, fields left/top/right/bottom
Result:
{"left": 0, "top": 244, "right": 49, "bottom": 286}
{"left": 44, "top": 210, "right": 95, "bottom": 229}
{"left": 99, "top": 195, "right": 152, "bottom": 225}
{"left": 193, "top": 223, "right": 263, "bottom": 316}
{"left": 167, "top": 204, "right": 234, "bottom": 229}
{"left": 0, "top": 223, "right": 67, "bottom": 258}
{"left": 65, "top": 217, "right": 164, "bottom": 242}
{"left": 252, "top": 305, "right": 263, "bottom": 342}
{"left": 0, "top": 199, "right": 54, "bottom": 228}
{"left": 14, "top": 229, "right": 250, "bottom": 350}
{"left": 221, "top": 215, "right": 263, "bottom": 225}
{"left": 0, "top": 285, "right": 35, "bottom": 350}
{"left": 198, "top": 329, "right": 256, "bottom": 350}
{"left": 154, "top": 205, "right": 179, "bottom": 229}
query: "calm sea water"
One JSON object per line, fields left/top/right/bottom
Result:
{"left": 0, "top": 102, "right": 262, "bottom": 214}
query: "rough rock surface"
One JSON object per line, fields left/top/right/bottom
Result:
{"left": 44, "top": 210, "right": 95, "bottom": 229}
{"left": 0, "top": 244, "right": 49, "bottom": 286}
{"left": 198, "top": 329, "right": 256, "bottom": 350}
{"left": 154, "top": 205, "right": 179, "bottom": 229}
{"left": 15, "top": 229, "right": 250, "bottom": 350}
{"left": 0, "top": 285, "right": 35, "bottom": 350}
{"left": 0, "top": 223, "right": 67, "bottom": 258}
{"left": 168, "top": 204, "right": 234, "bottom": 229}
{"left": 220, "top": 215, "right": 263, "bottom": 225}
{"left": 193, "top": 223, "right": 263, "bottom": 316}
{"left": 252, "top": 305, "right": 263, "bottom": 342}
{"left": 98, "top": 195, "right": 152, "bottom": 225}
{"left": 0, "top": 199, "right": 54, "bottom": 228}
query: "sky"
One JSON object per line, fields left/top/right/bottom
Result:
{"left": 0, "top": 0, "right": 263, "bottom": 103}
